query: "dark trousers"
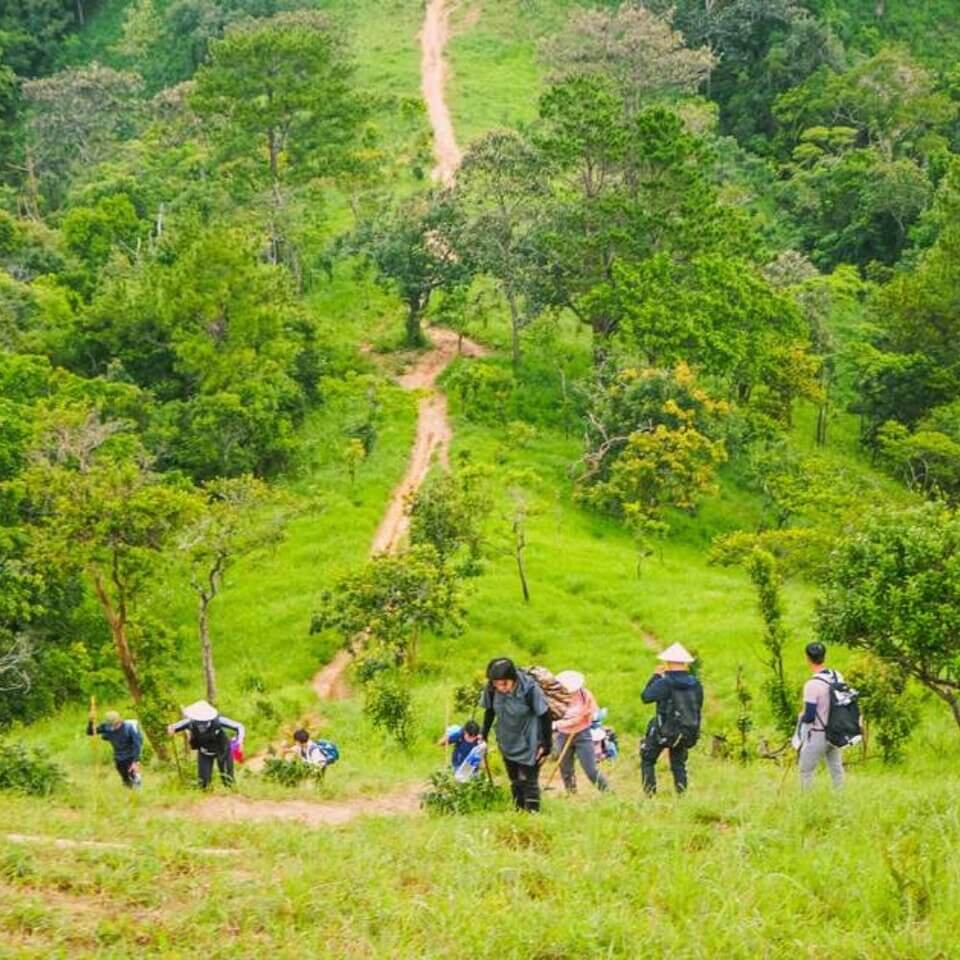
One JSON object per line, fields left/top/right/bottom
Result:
{"left": 503, "top": 758, "right": 541, "bottom": 812}
{"left": 640, "top": 738, "right": 688, "bottom": 795}
{"left": 197, "top": 745, "right": 234, "bottom": 789}
{"left": 114, "top": 759, "right": 140, "bottom": 788}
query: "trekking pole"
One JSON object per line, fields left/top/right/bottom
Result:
{"left": 171, "top": 728, "right": 186, "bottom": 786}
{"left": 545, "top": 730, "right": 577, "bottom": 789}
{"left": 778, "top": 746, "right": 799, "bottom": 795}
{"left": 483, "top": 753, "right": 494, "bottom": 786}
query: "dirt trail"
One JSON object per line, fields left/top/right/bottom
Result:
{"left": 421, "top": 0, "right": 462, "bottom": 185}
{"left": 186, "top": 784, "right": 422, "bottom": 828}
{"left": 189, "top": 3, "right": 477, "bottom": 829}
{"left": 4, "top": 833, "right": 240, "bottom": 858}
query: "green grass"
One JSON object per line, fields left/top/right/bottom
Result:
{"left": 1, "top": 756, "right": 958, "bottom": 957}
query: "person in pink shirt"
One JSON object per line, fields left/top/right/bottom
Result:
{"left": 554, "top": 670, "right": 609, "bottom": 794}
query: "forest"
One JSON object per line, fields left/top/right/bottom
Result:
{"left": 1, "top": 1, "right": 960, "bottom": 957}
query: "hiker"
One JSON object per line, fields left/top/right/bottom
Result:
{"left": 167, "top": 700, "right": 245, "bottom": 789}
{"left": 87, "top": 710, "right": 143, "bottom": 789}
{"left": 480, "top": 657, "right": 551, "bottom": 812}
{"left": 553, "top": 671, "right": 609, "bottom": 795}
{"left": 795, "top": 642, "right": 845, "bottom": 790}
{"left": 640, "top": 643, "right": 703, "bottom": 796}
{"left": 438, "top": 720, "right": 485, "bottom": 780}
{"left": 290, "top": 729, "right": 340, "bottom": 770}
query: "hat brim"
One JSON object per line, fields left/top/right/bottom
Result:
{"left": 183, "top": 700, "right": 218, "bottom": 721}
{"left": 556, "top": 670, "right": 585, "bottom": 693}
{"left": 656, "top": 644, "right": 696, "bottom": 664}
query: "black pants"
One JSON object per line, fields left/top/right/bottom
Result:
{"left": 197, "top": 745, "right": 234, "bottom": 789}
{"left": 504, "top": 758, "right": 541, "bottom": 812}
{"left": 114, "top": 759, "right": 140, "bottom": 788}
{"left": 640, "top": 737, "right": 688, "bottom": 795}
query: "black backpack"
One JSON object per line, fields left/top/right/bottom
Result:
{"left": 659, "top": 678, "right": 702, "bottom": 749}
{"left": 816, "top": 671, "right": 863, "bottom": 748}
{"left": 189, "top": 717, "right": 225, "bottom": 752}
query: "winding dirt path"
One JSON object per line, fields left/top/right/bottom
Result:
{"left": 422, "top": 0, "right": 462, "bottom": 185}
{"left": 188, "top": 2, "right": 476, "bottom": 828}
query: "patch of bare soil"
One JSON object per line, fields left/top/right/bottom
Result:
{"left": 186, "top": 784, "right": 423, "bottom": 828}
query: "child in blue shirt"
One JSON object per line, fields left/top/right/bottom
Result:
{"left": 438, "top": 720, "right": 482, "bottom": 775}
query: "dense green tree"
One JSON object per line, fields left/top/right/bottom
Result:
{"left": 856, "top": 224, "right": 960, "bottom": 443}
{"left": 352, "top": 191, "right": 469, "bottom": 347}
{"left": 66, "top": 227, "right": 315, "bottom": 477}
{"left": 311, "top": 544, "right": 463, "bottom": 669}
{"left": 452, "top": 131, "right": 546, "bottom": 365}
{"left": 407, "top": 466, "right": 488, "bottom": 573}
{"left": 817, "top": 503, "right": 960, "bottom": 732}
{"left": 530, "top": 76, "right": 740, "bottom": 349}
{"left": 22, "top": 64, "right": 144, "bottom": 207}
{"left": 541, "top": 4, "right": 715, "bottom": 115}
{"left": 604, "top": 252, "right": 808, "bottom": 404}
{"left": 576, "top": 363, "right": 728, "bottom": 522}
{"left": 191, "top": 11, "right": 370, "bottom": 270}
{"left": 0, "top": 0, "right": 77, "bottom": 76}
{"left": 21, "top": 407, "right": 200, "bottom": 754}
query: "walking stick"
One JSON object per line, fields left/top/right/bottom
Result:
{"left": 171, "top": 730, "right": 186, "bottom": 785}
{"left": 778, "top": 744, "right": 800, "bottom": 794}
{"left": 483, "top": 752, "right": 494, "bottom": 786}
{"left": 545, "top": 729, "right": 577, "bottom": 789}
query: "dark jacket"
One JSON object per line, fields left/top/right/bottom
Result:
{"left": 642, "top": 671, "right": 704, "bottom": 725}
{"left": 87, "top": 720, "right": 143, "bottom": 763}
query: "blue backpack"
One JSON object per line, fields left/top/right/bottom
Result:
{"left": 316, "top": 740, "right": 339, "bottom": 765}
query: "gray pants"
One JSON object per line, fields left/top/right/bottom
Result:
{"left": 799, "top": 731, "right": 843, "bottom": 789}
{"left": 557, "top": 729, "right": 608, "bottom": 794}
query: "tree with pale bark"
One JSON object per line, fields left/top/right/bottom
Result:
{"left": 180, "top": 475, "right": 294, "bottom": 703}
{"left": 541, "top": 4, "right": 715, "bottom": 114}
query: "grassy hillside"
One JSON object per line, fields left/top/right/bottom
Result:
{"left": 2, "top": 1, "right": 960, "bottom": 958}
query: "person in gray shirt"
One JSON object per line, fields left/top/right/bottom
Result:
{"left": 480, "top": 657, "right": 551, "bottom": 812}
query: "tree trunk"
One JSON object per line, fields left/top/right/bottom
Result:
{"left": 513, "top": 516, "right": 530, "bottom": 603}
{"left": 815, "top": 402, "right": 829, "bottom": 447}
{"left": 506, "top": 291, "right": 522, "bottom": 367}
{"left": 199, "top": 593, "right": 216, "bottom": 704}
{"left": 405, "top": 304, "right": 424, "bottom": 347}
{"left": 91, "top": 573, "right": 143, "bottom": 703}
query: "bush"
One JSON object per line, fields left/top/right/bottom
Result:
{"left": 364, "top": 671, "right": 415, "bottom": 747}
{"left": 0, "top": 742, "right": 67, "bottom": 796}
{"left": 421, "top": 770, "right": 507, "bottom": 815}
{"left": 262, "top": 757, "right": 326, "bottom": 788}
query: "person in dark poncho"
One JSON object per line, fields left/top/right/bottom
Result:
{"left": 480, "top": 657, "right": 551, "bottom": 812}
{"left": 640, "top": 643, "right": 704, "bottom": 796}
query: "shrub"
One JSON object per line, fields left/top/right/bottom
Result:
{"left": 262, "top": 757, "right": 325, "bottom": 788}
{"left": 0, "top": 742, "right": 67, "bottom": 796}
{"left": 364, "top": 671, "right": 415, "bottom": 747}
{"left": 421, "top": 770, "right": 507, "bottom": 815}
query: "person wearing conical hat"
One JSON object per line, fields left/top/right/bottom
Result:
{"left": 554, "top": 670, "right": 609, "bottom": 795}
{"left": 639, "top": 643, "right": 703, "bottom": 796}
{"left": 167, "top": 700, "right": 245, "bottom": 789}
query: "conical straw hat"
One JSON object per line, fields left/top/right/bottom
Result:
{"left": 656, "top": 642, "right": 695, "bottom": 664}
{"left": 183, "top": 700, "right": 218, "bottom": 721}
